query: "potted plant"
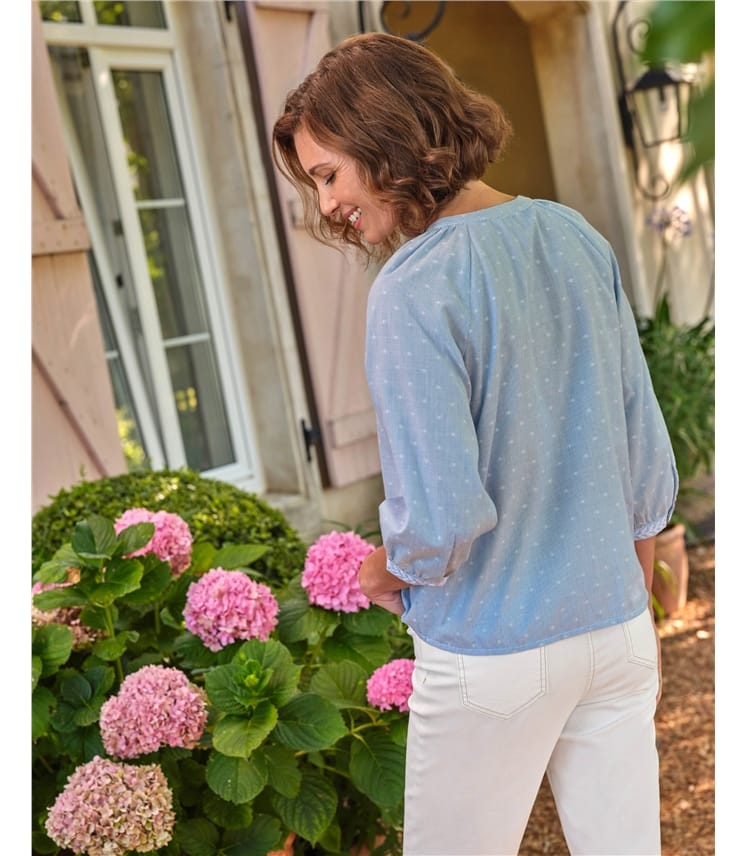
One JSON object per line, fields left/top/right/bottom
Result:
{"left": 637, "top": 293, "right": 715, "bottom": 615}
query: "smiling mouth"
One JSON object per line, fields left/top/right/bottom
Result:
{"left": 346, "top": 207, "right": 362, "bottom": 229}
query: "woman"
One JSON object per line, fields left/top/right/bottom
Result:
{"left": 273, "top": 32, "right": 677, "bottom": 856}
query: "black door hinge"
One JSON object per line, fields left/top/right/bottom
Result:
{"left": 301, "top": 419, "right": 321, "bottom": 463}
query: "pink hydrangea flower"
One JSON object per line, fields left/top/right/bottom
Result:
{"left": 99, "top": 665, "right": 208, "bottom": 759}
{"left": 183, "top": 567, "right": 279, "bottom": 651}
{"left": 114, "top": 507, "right": 193, "bottom": 575}
{"left": 32, "top": 581, "right": 102, "bottom": 648}
{"left": 366, "top": 658, "right": 416, "bottom": 712}
{"left": 45, "top": 755, "right": 175, "bottom": 855}
{"left": 301, "top": 530, "right": 375, "bottom": 613}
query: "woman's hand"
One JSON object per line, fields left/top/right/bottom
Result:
{"left": 359, "top": 545, "right": 409, "bottom": 617}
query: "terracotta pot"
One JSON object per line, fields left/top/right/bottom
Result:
{"left": 652, "top": 522, "right": 689, "bottom": 615}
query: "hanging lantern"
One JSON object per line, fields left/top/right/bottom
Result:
{"left": 626, "top": 66, "right": 692, "bottom": 148}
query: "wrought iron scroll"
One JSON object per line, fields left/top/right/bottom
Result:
{"left": 358, "top": 1, "right": 446, "bottom": 43}
{"left": 612, "top": 0, "right": 672, "bottom": 200}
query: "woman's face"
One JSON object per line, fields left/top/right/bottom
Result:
{"left": 293, "top": 126, "right": 397, "bottom": 245}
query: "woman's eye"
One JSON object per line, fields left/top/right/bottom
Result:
{"left": 323, "top": 172, "right": 336, "bottom": 187}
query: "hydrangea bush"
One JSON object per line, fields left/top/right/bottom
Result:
{"left": 32, "top": 512, "right": 414, "bottom": 855}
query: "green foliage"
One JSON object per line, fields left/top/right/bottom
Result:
{"left": 641, "top": 0, "right": 715, "bottom": 183}
{"left": 32, "top": 513, "right": 411, "bottom": 855}
{"left": 32, "top": 469, "right": 306, "bottom": 588}
{"left": 638, "top": 296, "right": 715, "bottom": 522}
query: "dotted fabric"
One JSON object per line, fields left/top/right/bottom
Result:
{"left": 365, "top": 196, "right": 678, "bottom": 654}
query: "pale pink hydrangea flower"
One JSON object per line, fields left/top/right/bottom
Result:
{"left": 183, "top": 567, "right": 279, "bottom": 652}
{"left": 31, "top": 581, "right": 102, "bottom": 648}
{"left": 45, "top": 755, "right": 175, "bottom": 856}
{"left": 301, "top": 530, "right": 375, "bottom": 613}
{"left": 99, "top": 664, "right": 208, "bottom": 759}
{"left": 366, "top": 658, "right": 416, "bottom": 712}
{"left": 114, "top": 507, "right": 193, "bottom": 575}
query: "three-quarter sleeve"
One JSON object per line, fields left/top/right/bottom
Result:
{"left": 614, "top": 255, "right": 679, "bottom": 538}
{"left": 365, "top": 270, "right": 498, "bottom": 586}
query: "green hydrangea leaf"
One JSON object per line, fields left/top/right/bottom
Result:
{"left": 32, "top": 686, "right": 56, "bottom": 740}
{"left": 60, "top": 672, "right": 92, "bottom": 704}
{"left": 72, "top": 516, "right": 118, "bottom": 560}
{"left": 87, "top": 557, "right": 143, "bottom": 606}
{"left": 235, "top": 639, "right": 301, "bottom": 708}
{"left": 309, "top": 661, "right": 368, "bottom": 709}
{"left": 78, "top": 604, "right": 110, "bottom": 630}
{"left": 32, "top": 655, "right": 43, "bottom": 690}
{"left": 92, "top": 630, "right": 139, "bottom": 661}
{"left": 37, "top": 543, "right": 81, "bottom": 584}
{"left": 206, "top": 662, "right": 269, "bottom": 714}
{"left": 270, "top": 767, "right": 337, "bottom": 846}
{"left": 341, "top": 607, "right": 395, "bottom": 636}
{"left": 213, "top": 701, "right": 278, "bottom": 758}
{"left": 260, "top": 744, "right": 301, "bottom": 798}
{"left": 316, "top": 819, "right": 342, "bottom": 854}
{"left": 189, "top": 540, "right": 218, "bottom": 573}
{"left": 203, "top": 790, "right": 254, "bottom": 830}
{"left": 213, "top": 543, "right": 269, "bottom": 569}
{"left": 32, "top": 623, "right": 74, "bottom": 676}
{"left": 349, "top": 731, "right": 406, "bottom": 809}
{"left": 173, "top": 631, "right": 229, "bottom": 669}
{"left": 323, "top": 632, "right": 391, "bottom": 670}
{"left": 158, "top": 605, "right": 184, "bottom": 630}
{"left": 55, "top": 723, "right": 105, "bottom": 759}
{"left": 33, "top": 586, "right": 88, "bottom": 611}
{"left": 162, "top": 756, "right": 206, "bottom": 808}
{"left": 273, "top": 693, "right": 347, "bottom": 751}
{"left": 389, "top": 716, "right": 409, "bottom": 747}
{"left": 174, "top": 817, "right": 220, "bottom": 856}
{"left": 205, "top": 750, "right": 269, "bottom": 804}
{"left": 115, "top": 521, "right": 155, "bottom": 555}
{"left": 30, "top": 832, "right": 58, "bottom": 854}
{"left": 120, "top": 553, "right": 172, "bottom": 606}
{"left": 276, "top": 595, "right": 339, "bottom": 644}
{"left": 220, "top": 814, "right": 283, "bottom": 855}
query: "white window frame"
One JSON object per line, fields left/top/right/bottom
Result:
{"left": 42, "top": 3, "right": 265, "bottom": 492}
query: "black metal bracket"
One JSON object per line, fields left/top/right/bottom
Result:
{"left": 301, "top": 419, "right": 322, "bottom": 463}
{"left": 365, "top": 0, "right": 446, "bottom": 42}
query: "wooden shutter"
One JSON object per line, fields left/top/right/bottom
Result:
{"left": 245, "top": 2, "right": 381, "bottom": 488}
{"left": 32, "top": 9, "right": 126, "bottom": 511}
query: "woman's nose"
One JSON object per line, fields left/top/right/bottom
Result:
{"left": 318, "top": 186, "right": 338, "bottom": 217}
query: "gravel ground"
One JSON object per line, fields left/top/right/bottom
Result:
{"left": 519, "top": 541, "right": 715, "bottom": 856}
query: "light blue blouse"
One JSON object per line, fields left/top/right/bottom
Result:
{"left": 365, "top": 196, "right": 678, "bottom": 654}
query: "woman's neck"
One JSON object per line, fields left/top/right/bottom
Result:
{"left": 437, "top": 181, "right": 514, "bottom": 219}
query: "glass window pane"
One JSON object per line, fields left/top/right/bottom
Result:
{"left": 166, "top": 343, "right": 235, "bottom": 471}
{"left": 94, "top": 1, "right": 166, "bottom": 28}
{"left": 112, "top": 70, "right": 182, "bottom": 200}
{"left": 112, "top": 66, "right": 237, "bottom": 471}
{"left": 40, "top": 2, "right": 82, "bottom": 23}
{"left": 89, "top": 253, "right": 149, "bottom": 471}
{"left": 138, "top": 206, "right": 211, "bottom": 340}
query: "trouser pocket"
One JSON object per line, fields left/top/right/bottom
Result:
{"left": 457, "top": 645, "right": 547, "bottom": 718}
{"left": 624, "top": 607, "right": 658, "bottom": 668}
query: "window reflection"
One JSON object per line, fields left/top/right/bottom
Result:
{"left": 40, "top": 2, "right": 82, "bottom": 23}
{"left": 94, "top": 1, "right": 166, "bottom": 28}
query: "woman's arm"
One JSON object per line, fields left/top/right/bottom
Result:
{"left": 635, "top": 535, "right": 662, "bottom": 704}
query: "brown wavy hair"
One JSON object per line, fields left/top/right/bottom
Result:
{"left": 272, "top": 32, "right": 513, "bottom": 262}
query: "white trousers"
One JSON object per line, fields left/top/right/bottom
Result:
{"left": 403, "top": 609, "right": 661, "bottom": 856}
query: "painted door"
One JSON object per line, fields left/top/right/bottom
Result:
{"left": 245, "top": 1, "right": 382, "bottom": 488}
